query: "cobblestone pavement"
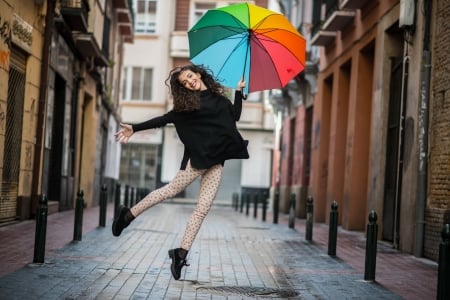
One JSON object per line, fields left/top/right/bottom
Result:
{"left": 0, "top": 201, "right": 437, "bottom": 299}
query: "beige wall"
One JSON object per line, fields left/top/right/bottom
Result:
{"left": 0, "top": 0, "right": 46, "bottom": 220}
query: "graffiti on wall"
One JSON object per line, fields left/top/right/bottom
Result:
{"left": 0, "top": 103, "right": 5, "bottom": 130}
{"left": 0, "top": 14, "right": 11, "bottom": 69}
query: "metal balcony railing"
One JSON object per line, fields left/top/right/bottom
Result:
{"left": 60, "top": 0, "right": 90, "bottom": 32}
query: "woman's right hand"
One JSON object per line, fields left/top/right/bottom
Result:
{"left": 114, "top": 123, "right": 134, "bottom": 144}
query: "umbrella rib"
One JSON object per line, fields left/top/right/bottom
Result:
{"left": 216, "top": 34, "right": 249, "bottom": 79}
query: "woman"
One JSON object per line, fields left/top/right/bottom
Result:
{"left": 112, "top": 64, "right": 249, "bottom": 280}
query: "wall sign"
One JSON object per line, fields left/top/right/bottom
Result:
{"left": 11, "top": 14, "right": 32, "bottom": 54}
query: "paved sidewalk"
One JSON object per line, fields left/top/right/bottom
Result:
{"left": 0, "top": 201, "right": 437, "bottom": 299}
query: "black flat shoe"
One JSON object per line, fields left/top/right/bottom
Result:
{"left": 168, "top": 248, "right": 189, "bottom": 280}
{"left": 112, "top": 205, "right": 134, "bottom": 236}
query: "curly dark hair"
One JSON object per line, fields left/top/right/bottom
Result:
{"left": 165, "top": 64, "right": 225, "bottom": 112}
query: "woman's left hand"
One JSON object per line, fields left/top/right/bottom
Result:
{"left": 237, "top": 78, "right": 246, "bottom": 90}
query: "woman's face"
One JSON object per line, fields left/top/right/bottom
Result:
{"left": 178, "top": 69, "right": 207, "bottom": 91}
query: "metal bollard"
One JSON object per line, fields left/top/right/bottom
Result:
{"left": 114, "top": 183, "right": 121, "bottom": 219}
{"left": 305, "top": 196, "right": 313, "bottom": 241}
{"left": 245, "top": 192, "right": 250, "bottom": 216}
{"left": 273, "top": 189, "right": 280, "bottom": 224}
{"left": 253, "top": 192, "right": 258, "bottom": 219}
{"left": 233, "top": 193, "right": 238, "bottom": 211}
{"left": 124, "top": 184, "right": 129, "bottom": 207}
{"left": 129, "top": 187, "right": 133, "bottom": 207}
{"left": 240, "top": 193, "right": 244, "bottom": 213}
{"left": 328, "top": 200, "right": 338, "bottom": 256}
{"left": 262, "top": 191, "right": 267, "bottom": 222}
{"left": 135, "top": 188, "right": 140, "bottom": 204}
{"left": 33, "top": 194, "right": 48, "bottom": 263}
{"left": 437, "top": 223, "right": 450, "bottom": 300}
{"left": 73, "top": 189, "right": 85, "bottom": 241}
{"left": 99, "top": 184, "right": 107, "bottom": 227}
{"left": 364, "top": 210, "right": 378, "bottom": 281}
{"left": 288, "top": 193, "right": 296, "bottom": 229}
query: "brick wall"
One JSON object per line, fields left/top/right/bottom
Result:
{"left": 425, "top": 0, "right": 450, "bottom": 260}
{"left": 175, "top": 0, "right": 190, "bottom": 31}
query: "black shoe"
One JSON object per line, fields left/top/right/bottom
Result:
{"left": 112, "top": 205, "right": 135, "bottom": 236}
{"left": 168, "top": 248, "right": 189, "bottom": 280}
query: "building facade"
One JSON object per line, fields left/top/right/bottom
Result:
{"left": 275, "top": 0, "right": 448, "bottom": 261}
{"left": 269, "top": 0, "right": 318, "bottom": 218}
{"left": 426, "top": 0, "right": 450, "bottom": 260}
{"left": 0, "top": 0, "right": 132, "bottom": 224}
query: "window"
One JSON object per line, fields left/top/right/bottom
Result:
{"left": 134, "top": 0, "right": 158, "bottom": 34}
{"left": 119, "top": 143, "right": 159, "bottom": 190}
{"left": 191, "top": 1, "right": 251, "bottom": 27}
{"left": 193, "top": 2, "right": 216, "bottom": 25}
{"left": 122, "top": 66, "right": 153, "bottom": 101}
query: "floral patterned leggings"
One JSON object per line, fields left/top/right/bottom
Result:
{"left": 130, "top": 161, "right": 223, "bottom": 250}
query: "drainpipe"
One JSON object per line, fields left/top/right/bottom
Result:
{"left": 31, "top": 0, "right": 55, "bottom": 212}
{"left": 414, "top": 0, "right": 432, "bottom": 257}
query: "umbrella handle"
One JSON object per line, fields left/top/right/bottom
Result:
{"left": 241, "top": 88, "right": 247, "bottom": 100}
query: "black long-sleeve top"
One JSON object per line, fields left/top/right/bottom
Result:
{"left": 132, "top": 90, "right": 249, "bottom": 170}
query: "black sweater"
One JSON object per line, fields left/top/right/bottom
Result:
{"left": 132, "top": 90, "right": 249, "bottom": 170}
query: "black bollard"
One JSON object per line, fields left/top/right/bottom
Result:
{"left": 33, "top": 194, "right": 48, "bottom": 263}
{"left": 73, "top": 189, "right": 85, "bottom": 241}
{"left": 328, "top": 201, "right": 339, "bottom": 256}
{"left": 124, "top": 184, "right": 129, "bottom": 207}
{"left": 262, "top": 191, "right": 267, "bottom": 222}
{"left": 240, "top": 193, "right": 244, "bottom": 213}
{"left": 99, "top": 184, "right": 107, "bottom": 227}
{"left": 129, "top": 187, "right": 133, "bottom": 207}
{"left": 114, "top": 183, "right": 121, "bottom": 219}
{"left": 288, "top": 193, "right": 296, "bottom": 229}
{"left": 273, "top": 189, "right": 280, "bottom": 224}
{"left": 245, "top": 192, "right": 250, "bottom": 216}
{"left": 305, "top": 196, "right": 313, "bottom": 241}
{"left": 438, "top": 223, "right": 450, "bottom": 300}
{"left": 253, "top": 192, "right": 258, "bottom": 219}
{"left": 236, "top": 193, "right": 240, "bottom": 211}
{"left": 364, "top": 210, "right": 378, "bottom": 281}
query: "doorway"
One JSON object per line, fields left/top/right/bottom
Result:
{"left": 382, "top": 56, "right": 404, "bottom": 246}
{"left": 1, "top": 50, "right": 26, "bottom": 222}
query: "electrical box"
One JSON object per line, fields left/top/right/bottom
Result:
{"left": 399, "top": 0, "right": 415, "bottom": 28}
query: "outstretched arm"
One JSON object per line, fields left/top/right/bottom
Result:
{"left": 115, "top": 123, "right": 134, "bottom": 144}
{"left": 115, "top": 113, "right": 173, "bottom": 144}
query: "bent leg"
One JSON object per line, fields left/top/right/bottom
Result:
{"left": 180, "top": 163, "right": 223, "bottom": 250}
{"left": 131, "top": 161, "right": 203, "bottom": 217}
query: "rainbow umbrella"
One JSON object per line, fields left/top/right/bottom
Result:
{"left": 188, "top": 3, "right": 306, "bottom": 94}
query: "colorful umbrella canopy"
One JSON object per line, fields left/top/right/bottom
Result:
{"left": 188, "top": 3, "right": 306, "bottom": 94}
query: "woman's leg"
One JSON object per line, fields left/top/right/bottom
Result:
{"left": 180, "top": 163, "right": 223, "bottom": 250}
{"left": 130, "top": 161, "right": 203, "bottom": 217}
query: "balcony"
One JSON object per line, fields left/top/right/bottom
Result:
{"left": 322, "top": 9, "right": 355, "bottom": 31}
{"left": 340, "top": 0, "right": 371, "bottom": 10}
{"left": 170, "top": 32, "right": 189, "bottom": 58}
{"left": 311, "top": 30, "right": 337, "bottom": 46}
{"left": 310, "top": 0, "right": 355, "bottom": 46}
{"left": 113, "top": 0, "right": 129, "bottom": 9}
{"left": 73, "top": 33, "right": 109, "bottom": 67}
{"left": 115, "top": 0, "right": 134, "bottom": 43}
{"left": 60, "top": 0, "right": 90, "bottom": 32}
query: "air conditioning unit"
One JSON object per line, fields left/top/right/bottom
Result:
{"left": 399, "top": 0, "right": 415, "bottom": 28}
